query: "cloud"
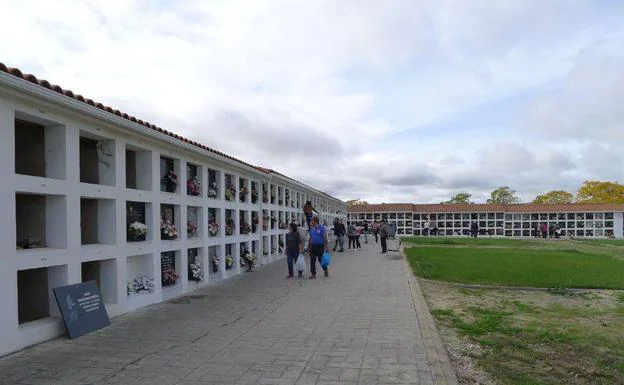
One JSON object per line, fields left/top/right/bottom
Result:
{"left": 1, "top": 0, "right": 624, "bottom": 205}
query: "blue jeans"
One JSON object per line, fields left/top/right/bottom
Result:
{"left": 287, "top": 250, "right": 299, "bottom": 277}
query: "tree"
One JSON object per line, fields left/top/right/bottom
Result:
{"left": 442, "top": 192, "right": 473, "bottom": 204}
{"left": 486, "top": 186, "right": 520, "bottom": 204}
{"left": 345, "top": 199, "right": 369, "bottom": 206}
{"left": 576, "top": 181, "right": 624, "bottom": 204}
{"left": 533, "top": 190, "right": 574, "bottom": 204}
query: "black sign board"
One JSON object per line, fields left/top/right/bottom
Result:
{"left": 53, "top": 281, "right": 110, "bottom": 339}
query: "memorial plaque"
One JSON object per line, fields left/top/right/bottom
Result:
{"left": 161, "top": 251, "right": 176, "bottom": 286}
{"left": 53, "top": 281, "right": 110, "bottom": 339}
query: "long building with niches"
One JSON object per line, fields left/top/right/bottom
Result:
{"left": 347, "top": 203, "right": 624, "bottom": 238}
{"left": 0, "top": 63, "right": 346, "bottom": 356}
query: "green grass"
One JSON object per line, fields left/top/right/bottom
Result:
{"left": 575, "top": 239, "right": 624, "bottom": 246}
{"left": 407, "top": 247, "right": 624, "bottom": 289}
{"left": 402, "top": 236, "right": 535, "bottom": 246}
{"left": 430, "top": 300, "right": 624, "bottom": 385}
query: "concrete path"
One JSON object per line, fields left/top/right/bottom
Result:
{"left": 0, "top": 242, "right": 456, "bottom": 385}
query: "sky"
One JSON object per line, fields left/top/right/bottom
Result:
{"left": 2, "top": 0, "right": 624, "bottom": 204}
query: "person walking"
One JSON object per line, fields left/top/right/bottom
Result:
{"left": 372, "top": 221, "right": 380, "bottom": 243}
{"left": 362, "top": 220, "right": 369, "bottom": 243}
{"left": 303, "top": 201, "right": 318, "bottom": 229}
{"left": 308, "top": 216, "right": 329, "bottom": 278}
{"left": 285, "top": 223, "right": 303, "bottom": 279}
{"left": 355, "top": 224, "right": 362, "bottom": 250}
{"left": 379, "top": 220, "right": 389, "bottom": 253}
{"left": 332, "top": 218, "right": 345, "bottom": 252}
{"left": 347, "top": 222, "right": 357, "bottom": 249}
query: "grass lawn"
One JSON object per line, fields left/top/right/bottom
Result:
{"left": 406, "top": 246, "right": 624, "bottom": 289}
{"left": 422, "top": 283, "right": 624, "bottom": 385}
{"left": 402, "top": 236, "right": 535, "bottom": 246}
{"left": 409, "top": 238, "right": 624, "bottom": 384}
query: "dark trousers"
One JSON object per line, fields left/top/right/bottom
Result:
{"left": 374, "top": 231, "right": 378, "bottom": 243}
{"left": 305, "top": 214, "right": 312, "bottom": 228}
{"left": 348, "top": 236, "right": 355, "bottom": 249}
{"left": 287, "top": 250, "right": 298, "bottom": 277}
{"left": 355, "top": 235, "right": 361, "bottom": 248}
{"left": 380, "top": 236, "right": 387, "bottom": 253}
{"left": 309, "top": 244, "right": 325, "bottom": 276}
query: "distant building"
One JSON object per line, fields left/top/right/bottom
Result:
{"left": 348, "top": 203, "right": 624, "bottom": 238}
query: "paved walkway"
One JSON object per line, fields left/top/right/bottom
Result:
{"left": 0, "top": 242, "right": 456, "bottom": 385}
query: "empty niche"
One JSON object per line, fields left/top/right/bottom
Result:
{"left": 17, "top": 265, "right": 68, "bottom": 324}
{"left": 14, "top": 112, "right": 66, "bottom": 180}
{"left": 125, "top": 145, "right": 152, "bottom": 191}
{"left": 79, "top": 130, "right": 115, "bottom": 186}
{"left": 80, "top": 198, "right": 116, "bottom": 245}
{"left": 81, "top": 259, "right": 117, "bottom": 304}
{"left": 16, "top": 193, "right": 67, "bottom": 250}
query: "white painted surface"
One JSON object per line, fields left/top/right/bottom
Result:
{"left": 0, "top": 77, "right": 346, "bottom": 357}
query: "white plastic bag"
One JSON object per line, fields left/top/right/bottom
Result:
{"left": 295, "top": 253, "right": 307, "bottom": 272}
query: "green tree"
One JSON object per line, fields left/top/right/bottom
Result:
{"left": 345, "top": 199, "right": 369, "bottom": 206}
{"left": 533, "top": 190, "right": 574, "bottom": 204}
{"left": 576, "top": 181, "right": 624, "bottom": 204}
{"left": 442, "top": 192, "right": 473, "bottom": 204}
{"left": 486, "top": 186, "right": 520, "bottom": 204}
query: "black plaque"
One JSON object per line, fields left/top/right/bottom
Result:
{"left": 53, "top": 281, "right": 110, "bottom": 339}
{"left": 161, "top": 251, "right": 176, "bottom": 286}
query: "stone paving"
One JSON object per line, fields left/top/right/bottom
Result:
{"left": 0, "top": 241, "right": 456, "bottom": 385}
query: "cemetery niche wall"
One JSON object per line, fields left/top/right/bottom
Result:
{"left": 0, "top": 64, "right": 346, "bottom": 356}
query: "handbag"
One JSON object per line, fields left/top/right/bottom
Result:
{"left": 321, "top": 251, "right": 331, "bottom": 269}
{"left": 295, "top": 253, "right": 307, "bottom": 271}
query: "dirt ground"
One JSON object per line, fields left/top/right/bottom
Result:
{"left": 420, "top": 280, "right": 624, "bottom": 385}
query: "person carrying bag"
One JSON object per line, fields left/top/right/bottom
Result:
{"left": 285, "top": 223, "right": 304, "bottom": 278}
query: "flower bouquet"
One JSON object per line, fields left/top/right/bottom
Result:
{"left": 225, "top": 218, "right": 234, "bottom": 236}
{"left": 208, "top": 221, "right": 219, "bottom": 236}
{"left": 187, "top": 175, "right": 201, "bottom": 196}
{"left": 187, "top": 221, "right": 198, "bottom": 237}
{"left": 162, "top": 267, "right": 179, "bottom": 286}
{"left": 212, "top": 254, "right": 220, "bottom": 273}
{"left": 161, "top": 220, "right": 178, "bottom": 240}
{"left": 270, "top": 193, "right": 276, "bottom": 204}
{"left": 207, "top": 182, "right": 218, "bottom": 198}
{"left": 130, "top": 274, "right": 155, "bottom": 294}
{"left": 225, "top": 183, "right": 236, "bottom": 201}
{"left": 263, "top": 248, "right": 269, "bottom": 256}
{"left": 239, "top": 186, "right": 248, "bottom": 202}
{"left": 278, "top": 199, "right": 283, "bottom": 205}
{"left": 225, "top": 255, "right": 233, "bottom": 270}
{"left": 241, "top": 250, "right": 256, "bottom": 272}
{"left": 128, "top": 221, "right": 147, "bottom": 242}
{"left": 162, "top": 169, "right": 178, "bottom": 192}
{"left": 240, "top": 222, "right": 251, "bottom": 234}
{"left": 251, "top": 189, "right": 258, "bottom": 203}
{"left": 278, "top": 239, "right": 284, "bottom": 253}
{"left": 189, "top": 260, "right": 203, "bottom": 282}
{"left": 279, "top": 221, "right": 287, "bottom": 229}
{"left": 262, "top": 189, "right": 269, "bottom": 203}
{"left": 270, "top": 216, "right": 277, "bottom": 228}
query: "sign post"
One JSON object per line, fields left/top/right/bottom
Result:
{"left": 53, "top": 281, "right": 111, "bottom": 339}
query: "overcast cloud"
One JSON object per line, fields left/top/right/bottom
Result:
{"left": 1, "top": 0, "right": 623, "bottom": 203}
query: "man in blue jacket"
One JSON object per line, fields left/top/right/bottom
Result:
{"left": 308, "top": 216, "right": 329, "bottom": 278}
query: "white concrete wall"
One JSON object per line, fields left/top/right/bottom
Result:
{"left": 0, "top": 79, "right": 346, "bottom": 357}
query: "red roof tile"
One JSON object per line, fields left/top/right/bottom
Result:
{"left": 0, "top": 62, "right": 260, "bottom": 171}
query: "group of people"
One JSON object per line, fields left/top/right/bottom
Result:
{"left": 534, "top": 223, "right": 562, "bottom": 239}
{"left": 330, "top": 218, "right": 370, "bottom": 252}
{"left": 285, "top": 202, "right": 397, "bottom": 280}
